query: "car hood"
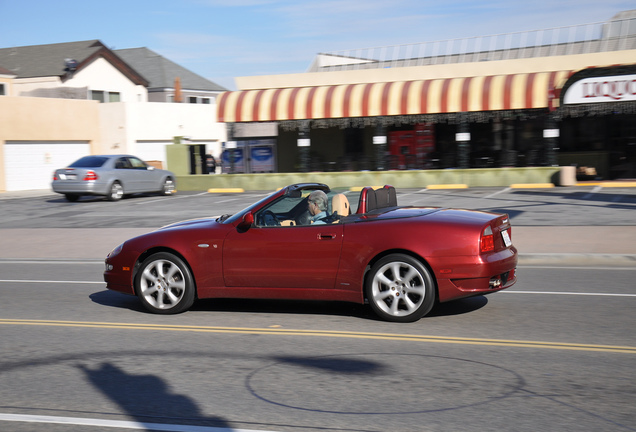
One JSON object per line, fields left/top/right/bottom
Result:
{"left": 159, "top": 217, "right": 219, "bottom": 231}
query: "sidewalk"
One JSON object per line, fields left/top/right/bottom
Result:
{"left": 0, "top": 226, "right": 634, "bottom": 266}
{"left": 513, "top": 226, "right": 636, "bottom": 267}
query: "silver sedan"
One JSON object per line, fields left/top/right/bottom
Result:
{"left": 52, "top": 154, "right": 176, "bottom": 202}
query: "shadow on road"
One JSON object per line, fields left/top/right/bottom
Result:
{"left": 78, "top": 362, "right": 230, "bottom": 430}
{"left": 90, "top": 290, "right": 489, "bottom": 321}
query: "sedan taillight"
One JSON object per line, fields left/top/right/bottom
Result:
{"left": 480, "top": 225, "right": 495, "bottom": 253}
{"left": 83, "top": 171, "right": 98, "bottom": 181}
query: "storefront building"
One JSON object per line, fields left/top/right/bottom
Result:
{"left": 217, "top": 11, "right": 636, "bottom": 180}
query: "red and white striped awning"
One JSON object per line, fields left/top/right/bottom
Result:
{"left": 217, "top": 70, "right": 573, "bottom": 123}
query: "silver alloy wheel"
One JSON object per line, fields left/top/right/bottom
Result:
{"left": 162, "top": 178, "right": 175, "bottom": 195}
{"left": 108, "top": 182, "right": 124, "bottom": 201}
{"left": 138, "top": 258, "right": 186, "bottom": 310}
{"left": 370, "top": 260, "right": 427, "bottom": 319}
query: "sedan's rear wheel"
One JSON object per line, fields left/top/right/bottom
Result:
{"left": 135, "top": 252, "right": 195, "bottom": 314}
{"left": 366, "top": 254, "right": 435, "bottom": 322}
{"left": 107, "top": 181, "right": 123, "bottom": 201}
{"left": 64, "top": 194, "right": 80, "bottom": 202}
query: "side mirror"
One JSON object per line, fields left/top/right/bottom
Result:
{"left": 237, "top": 211, "right": 254, "bottom": 231}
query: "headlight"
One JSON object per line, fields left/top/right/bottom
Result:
{"left": 107, "top": 242, "right": 124, "bottom": 258}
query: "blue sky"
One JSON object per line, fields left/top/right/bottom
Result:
{"left": 1, "top": 0, "right": 633, "bottom": 90}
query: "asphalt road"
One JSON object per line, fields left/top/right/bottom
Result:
{"left": 0, "top": 186, "right": 635, "bottom": 431}
{"left": 0, "top": 261, "right": 635, "bottom": 432}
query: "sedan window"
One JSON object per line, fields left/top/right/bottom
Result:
{"left": 128, "top": 157, "right": 148, "bottom": 169}
{"left": 69, "top": 156, "right": 109, "bottom": 168}
{"left": 115, "top": 158, "right": 132, "bottom": 169}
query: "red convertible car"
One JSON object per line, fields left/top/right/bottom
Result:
{"left": 104, "top": 183, "right": 517, "bottom": 322}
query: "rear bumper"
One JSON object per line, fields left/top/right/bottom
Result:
{"left": 52, "top": 181, "right": 110, "bottom": 196}
{"left": 430, "top": 247, "right": 518, "bottom": 302}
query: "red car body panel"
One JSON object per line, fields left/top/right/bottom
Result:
{"left": 104, "top": 184, "right": 517, "bottom": 310}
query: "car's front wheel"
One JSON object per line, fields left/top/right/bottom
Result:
{"left": 366, "top": 254, "right": 436, "bottom": 323}
{"left": 160, "top": 177, "right": 175, "bottom": 196}
{"left": 107, "top": 181, "right": 124, "bottom": 201}
{"left": 135, "top": 252, "right": 195, "bottom": 314}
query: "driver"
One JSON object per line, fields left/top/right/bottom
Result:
{"left": 307, "top": 190, "right": 329, "bottom": 224}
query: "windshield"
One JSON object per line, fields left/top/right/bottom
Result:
{"left": 221, "top": 191, "right": 280, "bottom": 224}
{"left": 70, "top": 156, "right": 109, "bottom": 168}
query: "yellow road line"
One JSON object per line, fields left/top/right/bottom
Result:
{"left": 1, "top": 319, "right": 635, "bottom": 354}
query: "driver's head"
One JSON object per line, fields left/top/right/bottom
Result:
{"left": 307, "top": 190, "right": 328, "bottom": 215}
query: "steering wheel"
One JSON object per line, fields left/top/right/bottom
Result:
{"left": 258, "top": 210, "right": 280, "bottom": 227}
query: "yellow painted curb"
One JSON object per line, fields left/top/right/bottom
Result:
{"left": 576, "top": 182, "right": 604, "bottom": 186}
{"left": 207, "top": 188, "right": 245, "bottom": 193}
{"left": 426, "top": 184, "right": 469, "bottom": 190}
{"left": 349, "top": 186, "right": 384, "bottom": 192}
{"left": 600, "top": 182, "right": 636, "bottom": 188}
{"left": 510, "top": 183, "right": 555, "bottom": 188}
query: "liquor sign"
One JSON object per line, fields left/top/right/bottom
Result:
{"left": 563, "top": 74, "right": 636, "bottom": 104}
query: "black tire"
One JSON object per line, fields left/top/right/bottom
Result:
{"left": 365, "top": 254, "right": 435, "bottom": 323}
{"left": 134, "top": 252, "right": 195, "bottom": 314}
{"left": 160, "top": 177, "right": 175, "bottom": 196}
{"left": 64, "top": 194, "right": 80, "bottom": 202}
{"left": 107, "top": 181, "right": 124, "bottom": 201}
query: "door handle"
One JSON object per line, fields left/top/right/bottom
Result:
{"left": 318, "top": 233, "right": 337, "bottom": 240}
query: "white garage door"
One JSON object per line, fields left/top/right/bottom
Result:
{"left": 4, "top": 141, "right": 91, "bottom": 191}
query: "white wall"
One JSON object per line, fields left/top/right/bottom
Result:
{"left": 98, "top": 102, "right": 227, "bottom": 163}
{"left": 68, "top": 57, "right": 147, "bottom": 102}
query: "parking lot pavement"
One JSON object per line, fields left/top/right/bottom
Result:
{"left": 0, "top": 185, "right": 634, "bottom": 265}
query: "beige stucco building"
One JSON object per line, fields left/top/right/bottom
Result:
{"left": 0, "top": 40, "right": 227, "bottom": 192}
{"left": 217, "top": 10, "right": 636, "bottom": 180}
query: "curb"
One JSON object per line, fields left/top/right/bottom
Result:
{"left": 510, "top": 183, "right": 555, "bottom": 189}
{"left": 518, "top": 253, "right": 636, "bottom": 267}
{"left": 426, "top": 184, "right": 469, "bottom": 190}
{"left": 207, "top": 188, "right": 245, "bottom": 193}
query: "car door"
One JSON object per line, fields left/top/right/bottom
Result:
{"left": 127, "top": 156, "right": 156, "bottom": 192}
{"left": 113, "top": 157, "right": 136, "bottom": 193}
{"left": 223, "top": 221, "right": 344, "bottom": 289}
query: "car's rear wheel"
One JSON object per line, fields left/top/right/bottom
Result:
{"left": 107, "top": 181, "right": 124, "bottom": 201}
{"left": 366, "top": 254, "right": 435, "bottom": 323}
{"left": 135, "top": 252, "right": 195, "bottom": 314}
{"left": 161, "top": 177, "right": 175, "bottom": 196}
{"left": 64, "top": 194, "right": 80, "bottom": 202}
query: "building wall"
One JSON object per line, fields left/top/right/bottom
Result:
{"left": 98, "top": 101, "right": 227, "bottom": 167}
{"left": 0, "top": 96, "right": 101, "bottom": 191}
{"left": 236, "top": 50, "right": 636, "bottom": 90}
{"left": 0, "top": 75, "right": 13, "bottom": 95}
{"left": 12, "top": 57, "right": 148, "bottom": 102}
{"left": 66, "top": 58, "right": 147, "bottom": 102}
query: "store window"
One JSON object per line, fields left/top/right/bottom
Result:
{"left": 0, "top": 83, "right": 5, "bottom": 96}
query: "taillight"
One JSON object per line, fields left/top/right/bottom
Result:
{"left": 53, "top": 173, "right": 58, "bottom": 181}
{"left": 83, "top": 171, "right": 98, "bottom": 181}
{"left": 480, "top": 225, "right": 495, "bottom": 253}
